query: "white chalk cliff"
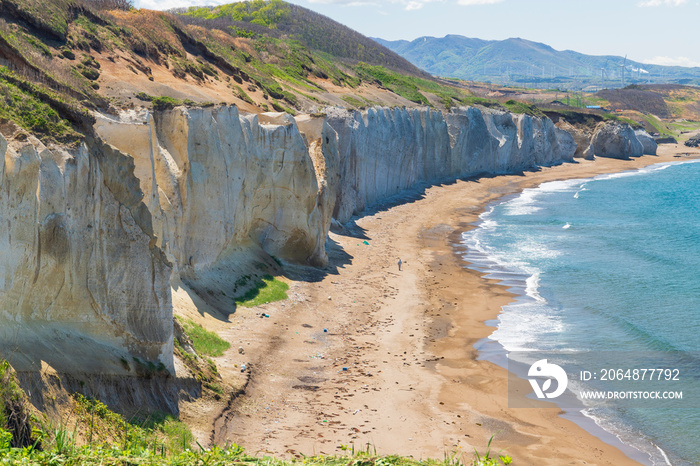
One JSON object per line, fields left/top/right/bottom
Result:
{"left": 327, "top": 106, "right": 576, "bottom": 222}
{"left": 2, "top": 104, "right": 618, "bottom": 377}
{"left": 0, "top": 131, "right": 172, "bottom": 375}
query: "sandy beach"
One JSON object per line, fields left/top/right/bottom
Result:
{"left": 181, "top": 144, "right": 700, "bottom": 465}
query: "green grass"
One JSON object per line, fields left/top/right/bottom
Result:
{"left": 185, "top": 0, "right": 291, "bottom": 29}
{"left": 354, "top": 63, "right": 470, "bottom": 108}
{"left": 503, "top": 99, "right": 544, "bottom": 117}
{"left": 3, "top": 0, "right": 76, "bottom": 40}
{"left": 583, "top": 95, "right": 610, "bottom": 107}
{"left": 134, "top": 410, "right": 195, "bottom": 455}
{"left": 0, "top": 425, "right": 514, "bottom": 465}
{"left": 640, "top": 114, "right": 700, "bottom": 141}
{"left": 640, "top": 113, "right": 673, "bottom": 138}
{"left": 355, "top": 63, "right": 428, "bottom": 105}
{"left": 179, "top": 318, "right": 231, "bottom": 357}
{"left": 610, "top": 115, "right": 642, "bottom": 129}
{"left": 39, "top": 394, "right": 196, "bottom": 458}
{"left": 461, "top": 95, "right": 502, "bottom": 109}
{"left": 668, "top": 120, "right": 700, "bottom": 140}
{"left": 0, "top": 67, "right": 81, "bottom": 143}
{"left": 152, "top": 96, "right": 184, "bottom": 111}
{"left": 234, "top": 85, "right": 254, "bottom": 104}
{"left": 235, "top": 275, "right": 289, "bottom": 308}
{"left": 342, "top": 95, "right": 366, "bottom": 108}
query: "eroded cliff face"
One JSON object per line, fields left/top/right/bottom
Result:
{"left": 92, "top": 107, "right": 340, "bottom": 321}
{"left": 96, "top": 108, "right": 337, "bottom": 270}
{"left": 0, "top": 130, "right": 173, "bottom": 376}
{"left": 2, "top": 104, "right": 580, "bottom": 379}
{"left": 327, "top": 106, "right": 576, "bottom": 223}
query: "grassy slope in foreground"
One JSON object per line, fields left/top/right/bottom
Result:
{"left": 1, "top": 358, "right": 513, "bottom": 464}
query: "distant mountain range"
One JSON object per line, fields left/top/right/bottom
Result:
{"left": 373, "top": 35, "right": 700, "bottom": 89}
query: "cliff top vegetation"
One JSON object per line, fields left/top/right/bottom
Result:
{"left": 0, "top": 0, "right": 480, "bottom": 144}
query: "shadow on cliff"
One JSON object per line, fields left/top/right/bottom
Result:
{"left": 178, "top": 240, "right": 356, "bottom": 321}
{"left": 281, "top": 235, "right": 354, "bottom": 284}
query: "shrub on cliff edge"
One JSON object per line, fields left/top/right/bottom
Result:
{"left": 0, "top": 361, "right": 38, "bottom": 449}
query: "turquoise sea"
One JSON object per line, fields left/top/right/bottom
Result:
{"left": 461, "top": 160, "right": 700, "bottom": 465}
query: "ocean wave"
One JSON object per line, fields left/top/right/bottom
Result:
{"left": 461, "top": 204, "right": 560, "bottom": 352}
{"left": 489, "top": 302, "right": 564, "bottom": 352}
{"left": 502, "top": 188, "right": 542, "bottom": 215}
{"left": 525, "top": 272, "right": 545, "bottom": 302}
{"left": 581, "top": 409, "right": 672, "bottom": 466}
{"left": 502, "top": 179, "right": 585, "bottom": 215}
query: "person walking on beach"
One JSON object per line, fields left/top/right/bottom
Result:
{"left": 398, "top": 258, "right": 402, "bottom": 271}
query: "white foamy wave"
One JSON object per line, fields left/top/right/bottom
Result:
{"left": 478, "top": 219, "right": 499, "bottom": 231}
{"left": 525, "top": 273, "right": 545, "bottom": 302}
{"left": 503, "top": 178, "right": 586, "bottom": 215}
{"left": 596, "top": 170, "right": 644, "bottom": 181}
{"left": 655, "top": 445, "right": 672, "bottom": 466}
{"left": 563, "top": 223, "right": 571, "bottom": 229}
{"left": 573, "top": 186, "right": 588, "bottom": 199}
{"left": 537, "top": 178, "right": 586, "bottom": 192}
{"left": 519, "top": 242, "right": 561, "bottom": 260}
{"left": 478, "top": 204, "right": 497, "bottom": 221}
{"left": 502, "top": 188, "right": 542, "bottom": 215}
{"left": 490, "top": 301, "right": 564, "bottom": 352}
{"left": 460, "top": 201, "right": 561, "bottom": 353}
{"left": 595, "top": 159, "right": 699, "bottom": 183}
{"left": 581, "top": 409, "right": 672, "bottom": 466}
{"left": 461, "top": 237, "right": 530, "bottom": 276}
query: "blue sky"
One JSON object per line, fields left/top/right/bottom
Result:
{"left": 134, "top": 0, "right": 700, "bottom": 67}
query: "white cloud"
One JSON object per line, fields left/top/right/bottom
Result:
{"left": 637, "top": 0, "right": 687, "bottom": 6}
{"left": 642, "top": 56, "right": 700, "bottom": 67}
{"left": 457, "top": 0, "right": 504, "bottom": 4}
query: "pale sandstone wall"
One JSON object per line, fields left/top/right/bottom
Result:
{"left": 0, "top": 104, "right": 595, "bottom": 377}
{"left": 327, "top": 106, "right": 577, "bottom": 223}
{"left": 0, "top": 132, "right": 173, "bottom": 375}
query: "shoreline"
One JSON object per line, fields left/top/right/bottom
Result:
{"left": 184, "top": 145, "right": 700, "bottom": 465}
{"left": 459, "top": 155, "right": 700, "bottom": 465}
{"left": 425, "top": 147, "right": 698, "bottom": 464}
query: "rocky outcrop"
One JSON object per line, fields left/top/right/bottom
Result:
{"left": 555, "top": 121, "right": 655, "bottom": 160}
{"left": 1, "top": 104, "right": 578, "bottom": 380}
{"left": 1, "top": 106, "right": 338, "bottom": 379}
{"left": 684, "top": 134, "right": 700, "bottom": 148}
{"left": 591, "top": 121, "right": 644, "bottom": 159}
{"left": 656, "top": 136, "right": 678, "bottom": 145}
{"left": 635, "top": 130, "right": 658, "bottom": 155}
{"left": 556, "top": 121, "right": 594, "bottom": 160}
